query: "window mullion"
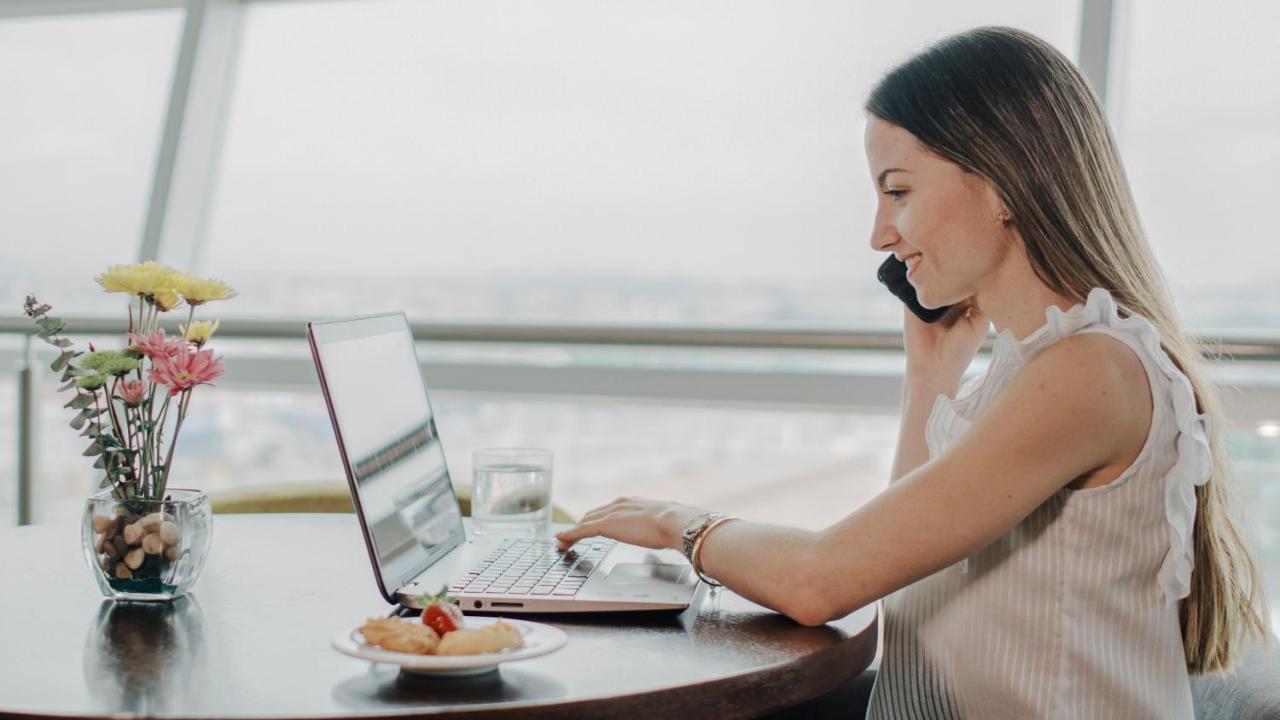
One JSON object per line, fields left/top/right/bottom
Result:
{"left": 138, "top": 0, "right": 243, "bottom": 271}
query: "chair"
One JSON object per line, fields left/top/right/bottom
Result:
{"left": 210, "top": 481, "right": 575, "bottom": 523}
{"left": 1191, "top": 639, "right": 1280, "bottom": 719}
{"left": 764, "top": 636, "right": 1280, "bottom": 719}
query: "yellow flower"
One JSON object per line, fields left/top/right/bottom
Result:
{"left": 94, "top": 261, "right": 181, "bottom": 296}
{"left": 174, "top": 273, "right": 237, "bottom": 305}
{"left": 179, "top": 319, "right": 220, "bottom": 347}
{"left": 141, "top": 262, "right": 179, "bottom": 291}
{"left": 152, "top": 288, "right": 184, "bottom": 312}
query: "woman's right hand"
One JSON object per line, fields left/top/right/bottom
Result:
{"left": 902, "top": 297, "right": 990, "bottom": 394}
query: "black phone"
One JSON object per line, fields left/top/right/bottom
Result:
{"left": 877, "top": 255, "right": 950, "bottom": 323}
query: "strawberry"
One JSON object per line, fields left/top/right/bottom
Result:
{"left": 417, "top": 588, "right": 465, "bottom": 635}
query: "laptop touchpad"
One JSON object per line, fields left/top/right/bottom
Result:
{"left": 604, "top": 563, "right": 690, "bottom": 585}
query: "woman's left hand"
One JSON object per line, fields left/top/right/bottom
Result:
{"left": 554, "top": 496, "right": 705, "bottom": 551}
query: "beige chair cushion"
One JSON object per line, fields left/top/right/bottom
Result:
{"left": 210, "top": 481, "right": 575, "bottom": 523}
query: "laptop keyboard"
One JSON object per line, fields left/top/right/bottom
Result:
{"left": 450, "top": 537, "right": 617, "bottom": 597}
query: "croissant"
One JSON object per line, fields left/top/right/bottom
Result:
{"left": 434, "top": 620, "right": 525, "bottom": 656}
{"left": 358, "top": 617, "right": 440, "bottom": 655}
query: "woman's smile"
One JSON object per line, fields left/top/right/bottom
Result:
{"left": 902, "top": 253, "right": 923, "bottom": 278}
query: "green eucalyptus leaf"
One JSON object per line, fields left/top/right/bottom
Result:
{"left": 59, "top": 366, "right": 84, "bottom": 382}
{"left": 83, "top": 441, "right": 102, "bottom": 457}
{"left": 93, "top": 456, "right": 107, "bottom": 469}
{"left": 50, "top": 337, "right": 73, "bottom": 348}
{"left": 69, "top": 412, "right": 88, "bottom": 431}
{"left": 64, "top": 394, "right": 95, "bottom": 410}
{"left": 51, "top": 352, "right": 73, "bottom": 373}
{"left": 98, "top": 474, "right": 112, "bottom": 488}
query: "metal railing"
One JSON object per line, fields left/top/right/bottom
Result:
{"left": 5, "top": 316, "right": 1280, "bottom": 356}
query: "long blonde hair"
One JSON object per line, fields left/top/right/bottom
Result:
{"left": 866, "top": 26, "right": 1269, "bottom": 674}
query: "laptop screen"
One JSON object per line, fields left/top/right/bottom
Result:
{"left": 309, "top": 313, "right": 465, "bottom": 596}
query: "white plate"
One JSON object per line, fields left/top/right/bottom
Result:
{"left": 331, "top": 616, "right": 568, "bottom": 676}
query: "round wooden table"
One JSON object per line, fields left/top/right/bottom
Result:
{"left": 0, "top": 514, "right": 877, "bottom": 719}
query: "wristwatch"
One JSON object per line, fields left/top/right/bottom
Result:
{"left": 681, "top": 511, "right": 725, "bottom": 563}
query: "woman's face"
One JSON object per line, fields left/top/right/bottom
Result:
{"left": 864, "top": 116, "right": 1013, "bottom": 309}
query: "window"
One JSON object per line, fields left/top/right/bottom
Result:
{"left": 29, "top": 378, "right": 900, "bottom": 529}
{"left": 1230, "top": 427, "right": 1280, "bottom": 630}
{"left": 0, "top": 9, "right": 182, "bottom": 316}
{"left": 204, "top": 0, "right": 1079, "bottom": 326}
{"left": 1114, "top": 0, "right": 1280, "bottom": 334}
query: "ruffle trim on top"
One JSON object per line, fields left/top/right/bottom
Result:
{"left": 931, "top": 287, "right": 1211, "bottom": 605}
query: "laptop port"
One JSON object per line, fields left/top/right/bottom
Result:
{"left": 490, "top": 602, "right": 525, "bottom": 608}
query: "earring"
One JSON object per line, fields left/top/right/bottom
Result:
{"left": 995, "top": 209, "right": 1012, "bottom": 225}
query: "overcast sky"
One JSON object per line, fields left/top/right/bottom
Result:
{"left": 1, "top": 1, "right": 1275, "bottom": 297}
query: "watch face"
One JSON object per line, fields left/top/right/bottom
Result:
{"left": 687, "top": 513, "right": 714, "bottom": 534}
{"left": 683, "top": 515, "right": 705, "bottom": 536}
{"left": 682, "top": 513, "right": 716, "bottom": 556}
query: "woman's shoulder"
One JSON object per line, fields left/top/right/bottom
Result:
{"left": 997, "top": 287, "right": 1165, "bottom": 393}
{"left": 942, "top": 287, "right": 1174, "bottom": 454}
{"left": 1031, "top": 330, "right": 1150, "bottom": 398}
{"left": 1025, "top": 331, "right": 1154, "bottom": 475}
{"left": 1016, "top": 330, "right": 1153, "bottom": 440}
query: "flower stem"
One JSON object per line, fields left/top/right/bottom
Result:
{"left": 152, "top": 392, "right": 173, "bottom": 498}
{"left": 90, "top": 389, "right": 117, "bottom": 496}
{"left": 157, "top": 389, "right": 192, "bottom": 499}
{"left": 105, "top": 376, "right": 126, "bottom": 452}
{"left": 141, "top": 379, "right": 159, "bottom": 491}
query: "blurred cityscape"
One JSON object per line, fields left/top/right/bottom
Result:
{"left": 1, "top": 272, "right": 1277, "bottom": 627}
{"left": 10, "top": 269, "right": 1280, "bottom": 331}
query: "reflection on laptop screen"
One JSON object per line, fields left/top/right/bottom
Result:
{"left": 311, "top": 313, "right": 464, "bottom": 591}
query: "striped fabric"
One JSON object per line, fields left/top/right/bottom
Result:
{"left": 867, "top": 288, "right": 1202, "bottom": 719}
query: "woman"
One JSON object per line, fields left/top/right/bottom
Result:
{"left": 553, "top": 26, "right": 1270, "bottom": 718}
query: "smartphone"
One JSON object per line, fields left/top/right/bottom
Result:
{"left": 877, "top": 255, "right": 951, "bottom": 323}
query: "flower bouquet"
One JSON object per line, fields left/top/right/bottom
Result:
{"left": 24, "top": 261, "right": 235, "bottom": 600}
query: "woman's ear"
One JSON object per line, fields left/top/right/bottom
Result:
{"left": 981, "top": 182, "right": 1011, "bottom": 226}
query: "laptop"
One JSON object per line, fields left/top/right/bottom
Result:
{"left": 307, "top": 312, "right": 700, "bottom": 613}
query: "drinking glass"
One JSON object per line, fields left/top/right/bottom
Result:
{"left": 471, "top": 448, "right": 553, "bottom": 538}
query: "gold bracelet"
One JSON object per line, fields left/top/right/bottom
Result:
{"left": 691, "top": 515, "right": 737, "bottom": 587}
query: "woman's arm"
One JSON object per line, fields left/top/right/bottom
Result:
{"left": 555, "top": 332, "right": 1149, "bottom": 625}
{"left": 889, "top": 377, "right": 956, "bottom": 482}
{"left": 891, "top": 301, "right": 991, "bottom": 483}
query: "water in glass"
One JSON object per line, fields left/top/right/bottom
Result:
{"left": 472, "top": 449, "right": 552, "bottom": 537}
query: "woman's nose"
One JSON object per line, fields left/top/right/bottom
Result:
{"left": 869, "top": 221, "right": 897, "bottom": 253}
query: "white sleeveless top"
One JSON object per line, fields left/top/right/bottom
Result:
{"left": 866, "top": 287, "right": 1211, "bottom": 720}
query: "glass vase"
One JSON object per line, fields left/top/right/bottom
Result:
{"left": 82, "top": 488, "right": 212, "bottom": 601}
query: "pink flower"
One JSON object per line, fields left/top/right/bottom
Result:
{"left": 128, "top": 329, "right": 185, "bottom": 361}
{"left": 149, "top": 343, "right": 224, "bottom": 396}
{"left": 118, "top": 380, "right": 147, "bottom": 407}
